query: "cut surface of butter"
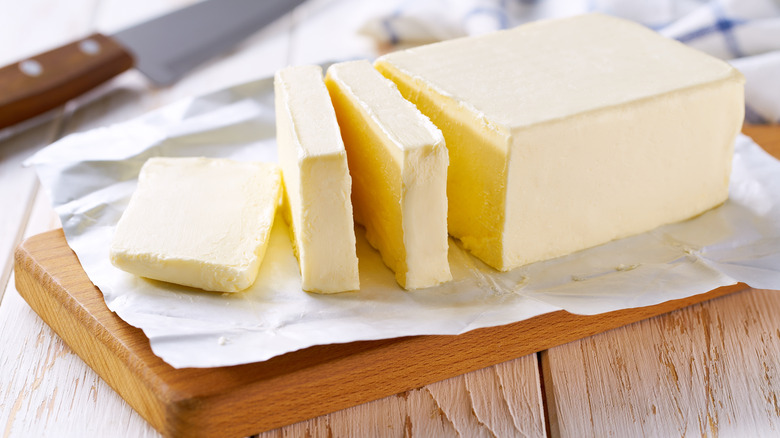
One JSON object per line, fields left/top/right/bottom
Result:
{"left": 376, "top": 13, "right": 745, "bottom": 271}
{"left": 325, "top": 60, "right": 451, "bottom": 290}
{"left": 274, "top": 65, "right": 359, "bottom": 293}
{"left": 110, "top": 157, "right": 281, "bottom": 292}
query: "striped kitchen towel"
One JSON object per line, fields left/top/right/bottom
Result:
{"left": 360, "top": 0, "right": 780, "bottom": 123}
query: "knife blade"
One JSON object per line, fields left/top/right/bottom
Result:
{"left": 0, "top": 0, "right": 304, "bottom": 130}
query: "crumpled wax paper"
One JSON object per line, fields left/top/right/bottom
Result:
{"left": 26, "top": 76, "right": 780, "bottom": 368}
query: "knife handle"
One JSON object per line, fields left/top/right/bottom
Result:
{"left": 0, "top": 33, "right": 134, "bottom": 129}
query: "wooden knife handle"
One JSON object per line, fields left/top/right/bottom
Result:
{"left": 0, "top": 33, "right": 134, "bottom": 129}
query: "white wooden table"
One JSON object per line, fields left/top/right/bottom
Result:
{"left": 2, "top": 1, "right": 780, "bottom": 436}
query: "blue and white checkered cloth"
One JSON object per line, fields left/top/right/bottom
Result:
{"left": 360, "top": 0, "right": 780, "bottom": 123}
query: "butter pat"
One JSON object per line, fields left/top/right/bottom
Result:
{"left": 325, "top": 60, "right": 451, "bottom": 290}
{"left": 376, "top": 13, "right": 745, "bottom": 271}
{"left": 110, "top": 157, "right": 282, "bottom": 292}
{"left": 274, "top": 65, "right": 360, "bottom": 293}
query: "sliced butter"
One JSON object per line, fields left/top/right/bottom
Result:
{"left": 325, "top": 60, "right": 451, "bottom": 290}
{"left": 376, "top": 13, "right": 745, "bottom": 271}
{"left": 110, "top": 157, "right": 281, "bottom": 292}
{"left": 274, "top": 65, "right": 360, "bottom": 293}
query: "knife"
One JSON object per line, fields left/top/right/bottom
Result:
{"left": 0, "top": 0, "right": 304, "bottom": 129}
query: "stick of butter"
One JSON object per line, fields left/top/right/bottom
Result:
{"left": 275, "top": 65, "right": 360, "bottom": 293}
{"left": 110, "top": 157, "right": 282, "bottom": 292}
{"left": 375, "top": 13, "right": 745, "bottom": 271}
{"left": 325, "top": 60, "right": 452, "bottom": 290}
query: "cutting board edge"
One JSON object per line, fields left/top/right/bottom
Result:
{"left": 12, "top": 228, "right": 751, "bottom": 437}
{"left": 13, "top": 234, "right": 183, "bottom": 436}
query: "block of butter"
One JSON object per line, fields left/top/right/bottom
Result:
{"left": 110, "top": 157, "right": 282, "bottom": 292}
{"left": 274, "top": 65, "right": 360, "bottom": 293}
{"left": 376, "top": 13, "right": 745, "bottom": 271}
{"left": 325, "top": 60, "right": 452, "bottom": 290}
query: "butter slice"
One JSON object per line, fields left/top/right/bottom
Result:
{"left": 110, "top": 157, "right": 281, "bottom": 292}
{"left": 325, "top": 60, "right": 451, "bottom": 290}
{"left": 376, "top": 13, "right": 745, "bottom": 271}
{"left": 274, "top": 65, "right": 360, "bottom": 293}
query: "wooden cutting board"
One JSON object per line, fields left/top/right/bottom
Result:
{"left": 13, "top": 126, "right": 779, "bottom": 438}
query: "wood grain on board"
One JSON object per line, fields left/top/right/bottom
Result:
{"left": 13, "top": 224, "right": 751, "bottom": 437}
{"left": 257, "top": 354, "right": 545, "bottom": 438}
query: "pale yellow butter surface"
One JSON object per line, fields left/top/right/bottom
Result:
{"left": 376, "top": 13, "right": 745, "bottom": 271}
{"left": 275, "top": 65, "right": 360, "bottom": 293}
{"left": 325, "top": 60, "right": 452, "bottom": 290}
{"left": 110, "top": 157, "right": 281, "bottom": 292}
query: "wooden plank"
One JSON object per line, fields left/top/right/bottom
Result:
{"left": 0, "top": 127, "right": 54, "bottom": 303}
{"left": 0, "top": 188, "right": 159, "bottom": 437}
{"left": 13, "top": 227, "right": 747, "bottom": 437}
{"left": 259, "top": 354, "right": 545, "bottom": 437}
{"left": 0, "top": 0, "right": 97, "bottom": 303}
{"left": 544, "top": 289, "right": 780, "bottom": 437}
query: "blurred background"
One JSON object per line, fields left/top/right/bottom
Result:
{"left": 0, "top": 0, "right": 777, "bottom": 135}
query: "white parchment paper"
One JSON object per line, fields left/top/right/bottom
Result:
{"left": 27, "top": 76, "right": 780, "bottom": 368}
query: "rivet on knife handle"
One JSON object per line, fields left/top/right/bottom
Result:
{"left": 0, "top": 33, "right": 134, "bottom": 129}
